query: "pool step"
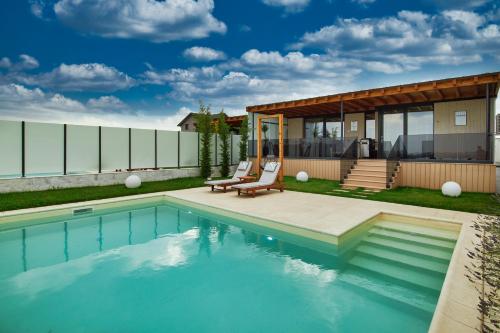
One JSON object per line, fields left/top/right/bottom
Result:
{"left": 368, "top": 227, "right": 456, "bottom": 249}
{"left": 374, "top": 221, "right": 458, "bottom": 241}
{"left": 339, "top": 270, "right": 437, "bottom": 314}
{"left": 356, "top": 244, "right": 449, "bottom": 274}
{"left": 362, "top": 235, "right": 453, "bottom": 261}
{"left": 348, "top": 256, "right": 444, "bottom": 291}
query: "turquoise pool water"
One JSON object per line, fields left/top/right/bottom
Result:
{"left": 0, "top": 201, "right": 458, "bottom": 333}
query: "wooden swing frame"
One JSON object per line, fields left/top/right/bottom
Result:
{"left": 256, "top": 114, "right": 284, "bottom": 183}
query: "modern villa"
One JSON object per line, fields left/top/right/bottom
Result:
{"left": 247, "top": 72, "right": 499, "bottom": 192}
{"left": 0, "top": 72, "right": 498, "bottom": 333}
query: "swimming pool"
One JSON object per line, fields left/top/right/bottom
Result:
{"left": 0, "top": 199, "right": 459, "bottom": 333}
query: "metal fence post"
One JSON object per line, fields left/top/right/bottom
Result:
{"left": 128, "top": 128, "right": 132, "bottom": 171}
{"left": 98, "top": 126, "right": 102, "bottom": 173}
{"left": 154, "top": 129, "right": 158, "bottom": 169}
{"left": 197, "top": 132, "right": 200, "bottom": 167}
{"left": 63, "top": 124, "right": 67, "bottom": 175}
{"left": 21, "top": 121, "right": 25, "bottom": 177}
{"left": 177, "top": 131, "right": 180, "bottom": 169}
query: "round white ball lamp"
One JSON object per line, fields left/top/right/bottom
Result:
{"left": 125, "top": 175, "right": 142, "bottom": 189}
{"left": 296, "top": 171, "right": 309, "bottom": 182}
{"left": 441, "top": 181, "right": 461, "bottom": 197}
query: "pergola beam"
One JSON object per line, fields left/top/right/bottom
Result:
{"left": 247, "top": 72, "right": 500, "bottom": 114}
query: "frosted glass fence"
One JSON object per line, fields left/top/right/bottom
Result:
{"left": 0, "top": 120, "right": 242, "bottom": 179}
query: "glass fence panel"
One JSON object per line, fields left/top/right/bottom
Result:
{"left": 67, "top": 125, "right": 99, "bottom": 174}
{"left": 101, "top": 127, "right": 129, "bottom": 171}
{"left": 231, "top": 135, "right": 241, "bottom": 164}
{"left": 157, "top": 130, "right": 178, "bottom": 168}
{"left": 0, "top": 120, "right": 22, "bottom": 178}
{"left": 217, "top": 134, "right": 225, "bottom": 166}
{"left": 392, "top": 133, "right": 490, "bottom": 161}
{"left": 25, "top": 122, "right": 64, "bottom": 176}
{"left": 131, "top": 129, "right": 155, "bottom": 169}
{"left": 179, "top": 132, "right": 198, "bottom": 167}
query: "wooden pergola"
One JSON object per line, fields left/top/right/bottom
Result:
{"left": 246, "top": 72, "right": 500, "bottom": 117}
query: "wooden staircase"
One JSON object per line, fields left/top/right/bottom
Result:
{"left": 342, "top": 159, "right": 400, "bottom": 191}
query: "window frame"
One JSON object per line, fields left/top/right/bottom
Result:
{"left": 455, "top": 111, "right": 467, "bottom": 126}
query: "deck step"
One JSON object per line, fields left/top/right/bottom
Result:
{"left": 362, "top": 235, "right": 453, "bottom": 261}
{"left": 368, "top": 227, "right": 456, "bottom": 249}
{"left": 356, "top": 244, "right": 449, "bottom": 274}
{"left": 350, "top": 169, "right": 386, "bottom": 176}
{"left": 374, "top": 221, "right": 459, "bottom": 241}
{"left": 342, "top": 181, "right": 387, "bottom": 190}
{"left": 348, "top": 256, "right": 444, "bottom": 291}
{"left": 352, "top": 166, "right": 386, "bottom": 172}
{"left": 348, "top": 175, "right": 387, "bottom": 182}
{"left": 356, "top": 160, "right": 387, "bottom": 167}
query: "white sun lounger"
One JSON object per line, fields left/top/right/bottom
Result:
{"left": 232, "top": 162, "right": 283, "bottom": 197}
{"left": 205, "top": 161, "right": 253, "bottom": 192}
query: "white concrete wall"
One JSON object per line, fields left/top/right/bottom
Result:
{"left": 0, "top": 165, "right": 236, "bottom": 193}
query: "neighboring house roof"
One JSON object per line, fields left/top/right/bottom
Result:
{"left": 177, "top": 112, "right": 246, "bottom": 127}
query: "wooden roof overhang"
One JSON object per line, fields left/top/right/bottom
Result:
{"left": 246, "top": 72, "right": 500, "bottom": 118}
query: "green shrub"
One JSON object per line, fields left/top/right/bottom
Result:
{"left": 217, "top": 112, "right": 230, "bottom": 177}
{"left": 195, "top": 102, "right": 212, "bottom": 179}
{"left": 239, "top": 116, "right": 248, "bottom": 161}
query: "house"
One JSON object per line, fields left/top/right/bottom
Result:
{"left": 177, "top": 112, "right": 246, "bottom": 133}
{"left": 246, "top": 72, "right": 499, "bottom": 192}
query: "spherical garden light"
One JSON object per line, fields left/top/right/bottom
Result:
{"left": 296, "top": 171, "right": 309, "bottom": 182}
{"left": 125, "top": 175, "right": 142, "bottom": 189}
{"left": 441, "top": 181, "right": 461, "bottom": 197}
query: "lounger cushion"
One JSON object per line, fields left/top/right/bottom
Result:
{"left": 205, "top": 179, "right": 241, "bottom": 186}
{"left": 237, "top": 161, "right": 249, "bottom": 171}
{"left": 264, "top": 162, "right": 278, "bottom": 172}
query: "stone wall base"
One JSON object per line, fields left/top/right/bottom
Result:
{"left": 0, "top": 165, "right": 236, "bottom": 193}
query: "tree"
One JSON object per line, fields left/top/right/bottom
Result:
{"left": 195, "top": 102, "right": 212, "bottom": 178}
{"left": 239, "top": 116, "right": 249, "bottom": 161}
{"left": 217, "top": 112, "right": 230, "bottom": 177}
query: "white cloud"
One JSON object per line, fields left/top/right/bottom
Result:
{"left": 13, "top": 63, "right": 135, "bottom": 92}
{"left": 291, "top": 10, "right": 500, "bottom": 70}
{"left": 262, "top": 0, "right": 310, "bottom": 13}
{"left": 351, "top": 0, "right": 376, "bottom": 5}
{"left": 183, "top": 46, "right": 226, "bottom": 62}
{"left": 0, "top": 54, "right": 39, "bottom": 71}
{"left": 87, "top": 95, "right": 130, "bottom": 112}
{"left": 0, "top": 57, "right": 12, "bottom": 69}
{"left": 0, "top": 83, "right": 189, "bottom": 130}
{"left": 53, "top": 0, "right": 227, "bottom": 43}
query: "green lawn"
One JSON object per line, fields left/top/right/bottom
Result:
{"left": 0, "top": 177, "right": 207, "bottom": 212}
{"left": 283, "top": 176, "right": 500, "bottom": 215}
{"left": 0, "top": 175, "right": 498, "bottom": 215}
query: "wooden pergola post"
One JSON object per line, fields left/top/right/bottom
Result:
{"left": 256, "top": 114, "right": 284, "bottom": 182}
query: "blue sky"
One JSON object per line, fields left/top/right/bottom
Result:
{"left": 0, "top": 0, "right": 498, "bottom": 130}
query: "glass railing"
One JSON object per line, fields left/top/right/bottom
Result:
{"left": 384, "top": 133, "right": 491, "bottom": 162}
{"left": 249, "top": 138, "right": 355, "bottom": 159}
{"left": 249, "top": 133, "right": 492, "bottom": 163}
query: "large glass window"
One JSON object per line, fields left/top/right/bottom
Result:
{"left": 407, "top": 105, "right": 434, "bottom": 135}
{"left": 304, "top": 118, "right": 324, "bottom": 139}
{"left": 383, "top": 111, "right": 404, "bottom": 147}
{"left": 325, "top": 120, "right": 342, "bottom": 139}
{"left": 365, "top": 113, "right": 376, "bottom": 139}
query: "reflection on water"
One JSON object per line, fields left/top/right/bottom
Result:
{"left": 0, "top": 204, "right": 345, "bottom": 279}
